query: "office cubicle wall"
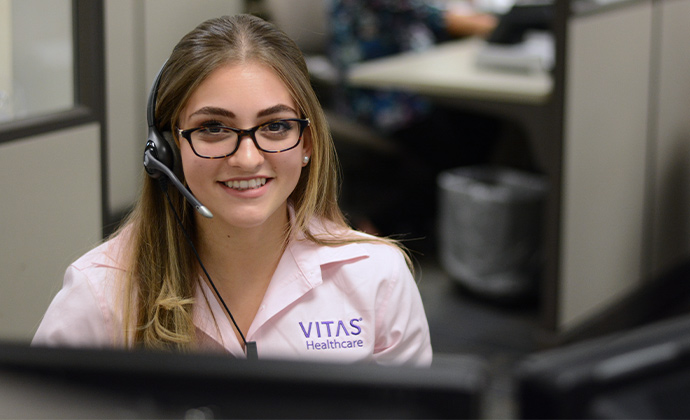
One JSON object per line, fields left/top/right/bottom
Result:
{"left": 0, "top": 125, "right": 102, "bottom": 342}
{"left": 649, "top": 0, "right": 690, "bottom": 276}
{"left": 0, "top": 0, "right": 104, "bottom": 343}
{"left": 560, "top": 0, "right": 652, "bottom": 330}
{"left": 558, "top": 0, "right": 690, "bottom": 331}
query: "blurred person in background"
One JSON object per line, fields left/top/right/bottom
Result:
{"left": 328, "top": 0, "right": 502, "bottom": 249}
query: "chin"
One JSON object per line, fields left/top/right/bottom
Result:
{"left": 214, "top": 206, "right": 288, "bottom": 231}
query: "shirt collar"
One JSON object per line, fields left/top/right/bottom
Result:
{"left": 249, "top": 218, "right": 371, "bottom": 334}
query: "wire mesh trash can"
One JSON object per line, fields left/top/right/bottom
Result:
{"left": 437, "top": 166, "right": 548, "bottom": 301}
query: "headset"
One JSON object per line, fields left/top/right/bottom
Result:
{"left": 143, "top": 62, "right": 213, "bottom": 219}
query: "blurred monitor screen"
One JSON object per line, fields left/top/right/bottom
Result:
{"left": 515, "top": 313, "right": 690, "bottom": 419}
{"left": 0, "top": 343, "right": 487, "bottom": 419}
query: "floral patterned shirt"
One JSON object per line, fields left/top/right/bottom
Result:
{"left": 328, "top": 0, "right": 449, "bottom": 132}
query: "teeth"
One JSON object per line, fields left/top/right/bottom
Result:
{"left": 224, "top": 178, "right": 267, "bottom": 190}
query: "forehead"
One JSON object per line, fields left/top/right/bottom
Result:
{"left": 181, "top": 62, "right": 298, "bottom": 120}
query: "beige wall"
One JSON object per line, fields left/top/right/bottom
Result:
{"left": 0, "top": 0, "right": 11, "bottom": 120}
{"left": 649, "top": 0, "right": 690, "bottom": 276}
{"left": 559, "top": 0, "right": 690, "bottom": 330}
{"left": 560, "top": 2, "right": 652, "bottom": 329}
{"left": 0, "top": 0, "right": 73, "bottom": 121}
{"left": 0, "top": 124, "right": 102, "bottom": 341}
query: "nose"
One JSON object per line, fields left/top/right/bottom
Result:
{"left": 229, "top": 134, "right": 264, "bottom": 169}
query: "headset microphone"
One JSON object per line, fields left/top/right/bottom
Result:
{"left": 143, "top": 61, "right": 213, "bottom": 219}
{"left": 144, "top": 147, "right": 213, "bottom": 218}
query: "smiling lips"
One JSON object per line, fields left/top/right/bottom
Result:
{"left": 223, "top": 177, "right": 268, "bottom": 191}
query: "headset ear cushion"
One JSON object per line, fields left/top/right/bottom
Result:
{"left": 144, "top": 127, "right": 169, "bottom": 179}
{"left": 162, "top": 130, "right": 182, "bottom": 179}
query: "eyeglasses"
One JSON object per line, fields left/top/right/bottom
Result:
{"left": 177, "top": 118, "right": 310, "bottom": 159}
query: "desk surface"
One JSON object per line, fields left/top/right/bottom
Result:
{"left": 347, "top": 38, "right": 553, "bottom": 105}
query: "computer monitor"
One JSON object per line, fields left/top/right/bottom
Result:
{"left": 0, "top": 343, "right": 487, "bottom": 419}
{"left": 515, "top": 313, "right": 690, "bottom": 419}
{"left": 487, "top": 0, "right": 554, "bottom": 45}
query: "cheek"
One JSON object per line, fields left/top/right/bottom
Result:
{"left": 179, "top": 140, "right": 192, "bottom": 165}
{"left": 277, "top": 154, "right": 306, "bottom": 177}
{"left": 269, "top": 155, "right": 305, "bottom": 194}
{"left": 180, "top": 144, "right": 194, "bottom": 180}
{"left": 180, "top": 144, "right": 210, "bottom": 185}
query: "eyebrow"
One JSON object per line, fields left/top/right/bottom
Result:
{"left": 188, "top": 106, "right": 235, "bottom": 119}
{"left": 256, "top": 104, "right": 299, "bottom": 118}
{"left": 188, "top": 104, "right": 298, "bottom": 120}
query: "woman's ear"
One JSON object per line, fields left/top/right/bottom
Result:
{"left": 302, "top": 126, "right": 313, "bottom": 166}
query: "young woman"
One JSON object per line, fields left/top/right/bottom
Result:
{"left": 33, "top": 14, "right": 431, "bottom": 366}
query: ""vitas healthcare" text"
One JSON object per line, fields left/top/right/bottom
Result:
{"left": 299, "top": 318, "right": 364, "bottom": 350}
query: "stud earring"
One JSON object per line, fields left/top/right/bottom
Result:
{"left": 303, "top": 156, "right": 310, "bottom": 164}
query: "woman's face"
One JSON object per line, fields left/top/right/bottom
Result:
{"left": 178, "top": 62, "right": 311, "bottom": 231}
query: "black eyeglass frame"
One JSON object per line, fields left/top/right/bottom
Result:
{"left": 177, "top": 118, "right": 310, "bottom": 159}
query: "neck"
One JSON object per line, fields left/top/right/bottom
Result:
{"left": 194, "top": 208, "right": 290, "bottom": 287}
{"left": 192, "top": 208, "right": 291, "bottom": 344}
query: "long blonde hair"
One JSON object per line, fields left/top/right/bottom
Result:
{"left": 117, "top": 14, "right": 407, "bottom": 350}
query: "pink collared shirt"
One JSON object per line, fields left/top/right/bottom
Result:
{"left": 32, "top": 223, "right": 432, "bottom": 366}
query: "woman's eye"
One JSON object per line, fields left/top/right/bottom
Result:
{"left": 266, "top": 121, "right": 288, "bottom": 132}
{"left": 198, "top": 120, "right": 224, "bottom": 129}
